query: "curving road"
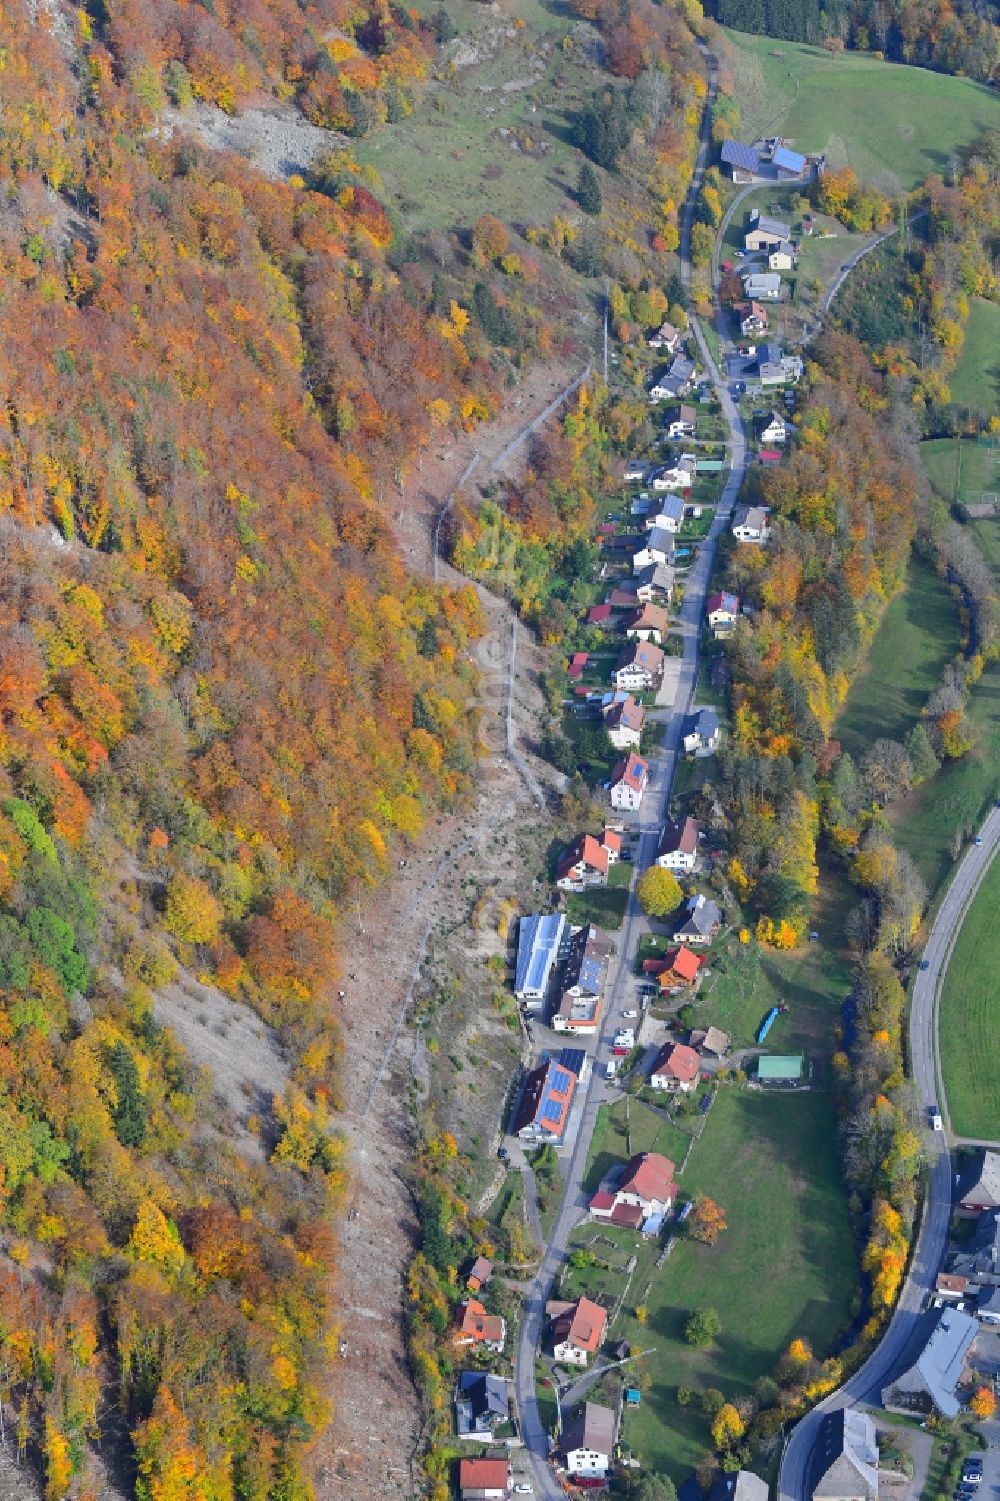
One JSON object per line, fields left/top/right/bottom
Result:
{"left": 779, "top": 803, "right": 1000, "bottom": 1501}
{"left": 511, "top": 41, "right": 749, "bottom": 1497}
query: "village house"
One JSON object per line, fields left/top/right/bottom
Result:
{"left": 752, "top": 342, "right": 803, "bottom": 387}
{"left": 956, "top": 1150, "right": 1000, "bottom": 1217}
{"left": 737, "top": 301, "right": 769, "bottom": 336}
{"left": 732, "top": 504, "right": 770, "bottom": 544}
{"left": 760, "top": 412, "right": 788, "bottom": 444}
{"left": 665, "top": 402, "right": 697, "bottom": 439}
{"left": 690, "top": 1025, "right": 729, "bottom": 1059}
{"left": 587, "top": 602, "right": 612, "bottom": 628}
{"left": 648, "top": 319, "right": 682, "bottom": 352}
{"left": 453, "top": 1299, "right": 506, "bottom": 1353}
{"left": 550, "top": 1296, "right": 608, "bottom": 1366}
{"left": 742, "top": 271, "right": 782, "bottom": 301}
{"left": 650, "top": 1042, "right": 700, "bottom": 1092}
{"left": 646, "top": 494, "right": 686, "bottom": 533}
{"left": 562, "top": 1402, "right": 615, "bottom": 1481}
{"left": 466, "top": 1256, "right": 493, "bottom": 1293}
{"left": 610, "top": 752, "right": 650, "bottom": 812}
{"left": 514, "top": 912, "right": 569, "bottom": 1010}
{"left": 454, "top": 1371, "right": 508, "bottom": 1441}
{"left": 721, "top": 138, "right": 761, "bottom": 183}
{"left": 643, "top": 944, "right": 703, "bottom": 992}
{"left": 651, "top": 461, "right": 695, "bottom": 495}
{"left": 556, "top": 830, "right": 621, "bottom": 891}
{"left": 648, "top": 354, "right": 696, "bottom": 402}
{"left": 672, "top": 893, "right": 721, "bottom": 945}
{"left": 512, "top": 1057, "right": 577, "bottom": 1143}
{"left": 809, "top": 1411, "right": 879, "bottom": 1501}
{"left": 656, "top": 815, "right": 700, "bottom": 872}
{"left": 624, "top": 458, "right": 647, "bottom": 482}
{"left": 634, "top": 561, "right": 676, "bottom": 602}
{"left": 613, "top": 640, "right": 664, "bottom": 692}
{"left": 459, "top": 1458, "right": 511, "bottom": 1501}
{"left": 625, "top": 603, "right": 670, "bottom": 644}
{"left": 707, "top": 590, "right": 740, "bottom": 636}
{"left": 633, "top": 526, "right": 676, "bottom": 573}
{"left": 768, "top": 240, "right": 796, "bottom": 271}
{"left": 881, "top": 1305, "right": 978, "bottom": 1417}
{"left": 744, "top": 212, "right": 791, "bottom": 253}
{"left": 590, "top": 1151, "right": 677, "bottom": 1224}
{"left": 683, "top": 707, "right": 721, "bottom": 754}
{"left": 552, "top": 924, "right": 612, "bottom": 1033}
{"left": 947, "top": 1208, "right": 1000, "bottom": 1287}
{"left": 603, "top": 692, "right": 645, "bottom": 749}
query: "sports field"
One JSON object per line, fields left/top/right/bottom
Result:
{"left": 724, "top": 31, "right": 1000, "bottom": 193}
{"left": 939, "top": 853, "right": 1000, "bottom": 1139}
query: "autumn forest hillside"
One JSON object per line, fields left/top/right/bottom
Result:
{"left": 0, "top": 0, "right": 715, "bottom": 1492}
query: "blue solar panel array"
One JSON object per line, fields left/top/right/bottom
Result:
{"left": 540, "top": 1098, "right": 563, "bottom": 1124}
{"left": 551, "top": 1067, "right": 571, "bottom": 1094}
{"left": 721, "top": 139, "right": 759, "bottom": 173}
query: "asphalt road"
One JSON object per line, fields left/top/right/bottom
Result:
{"left": 511, "top": 43, "right": 751, "bottom": 1496}
{"left": 779, "top": 803, "right": 1000, "bottom": 1501}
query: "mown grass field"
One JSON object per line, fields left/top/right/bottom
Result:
{"left": 950, "top": 299, "right": 1000, "bottom": 413}
{"left": 938, "top": 853, "right": 1000, "bottom": 1139}
{"left": 835, "top": 559, "right": 959, "bottom": 761}
{"left": 723, "top": 31, "right": 1000, "bottom": 193}
{"left": 921, "top": 436, "right": 1000, "bottom": 506}
{"left": 599, "top": 1089, "right": 857, "bottom": 1479}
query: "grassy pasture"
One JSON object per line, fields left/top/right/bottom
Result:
{"left": 581, "top": 1089, "right": 857, "bottom": 1479}
{"left": 834, "top": 559, "right": 960, "bottom": 761}
{"left": 723, "top": 31, "right": 1000, "bottom": 193}
{"left": 949, "top": 299, "right": 1000, "bottom": 413}
{"left": 938, "top": 854, "right": 1000, "bottom": 1139}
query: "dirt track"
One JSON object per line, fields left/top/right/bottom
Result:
{"left": 318, "top": 362, "right": 580, "bottom": 1498}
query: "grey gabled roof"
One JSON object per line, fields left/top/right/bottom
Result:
{"left": 752, "top": 214, "right": 792, "bottom": 239}
{"left": 915, "top": 1306, "right": 978, "bottom": 1415}
{"left": 562, "top": 1401, "right": 615, "bottom": 1457}
{"left": 709, "top": 1472, "right": 769, "bottom": 1501}
{"left": 958, "top": 1149, "right": 1000, "bottom": 1208}
{"left": 809, "top": 1410, "right": 879, "bottom": 1501}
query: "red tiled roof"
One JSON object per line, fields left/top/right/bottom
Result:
{"left": 627, "top": 603, "right": 669, "bottom": 633}
{"left": 565, "top": 1297, "right": 607, "bottom": 1353}
{"left": 588, "top": 603, "right": 612, "bottom": 623}
{"left": 666, "top": 1044, "right": 699, "bottom": 1080}
{"left": 620, "top": 1151, "right": 676, "bottom": 1204}
{"left": 610, "top": 1201, "right": 644, "bottom": 1228}
{"left": 611, "top": 753, "right": 649, "bottom": 793}
{"left": 571, "top": 652, "right": 589, "bottom": 665}
{"left": 454, "top": 1298, "right": 504, "bottom": 1344}
{"left": 590, "top": 1189, "right": 615, "bottom": 1212}
{"left": 568, "top": 662, "right": 584, "bottom": 680}
{"left": 602, "top": 830, "right": 622, "bottom": 854}
{"left": 460, "top": 1458, "right": 510, "bottom": 1491}
{"left": 759, "top": 449, "right": 782, "bottom": 462}
{"left": 557, "top": 834, "right": 610, "bottom": 883}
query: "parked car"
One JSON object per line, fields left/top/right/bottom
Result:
{"left": 622, "top": 1009, "right": 638, "bottom": 1020}
{"left": 973, "top": 835, "right": 983, "bottom": 846}
{"left": 919, "top": 960, "right": 930, "bottom": 970}
{"left": 929, "top": 1105, "right": 943, "bottom": 1131}
{"left": 605, "top": 1059, "right": 618, "bottom": 1079}
{"left": 513, "top": 1487, "right": 534, "bottom": 1496}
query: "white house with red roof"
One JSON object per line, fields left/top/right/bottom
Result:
{"left": 650, "top": 1042, "right": 700, "bottom": 1093}
{"left": 656, "top": 816, "right": 700, "bottom": 872}
{"left": 550, "top": 1296, "right": 608, "bottom": 1367}
{"left": 603, "top": 692, "right": 645, "bottom": 750}
{"left": 609, "top": 753, "right": 649, "bottom": 812}
{"left": 555, "top": 830, "right": 621, "bottom": 891}
{"left": 590, "top": 1152, "right": 677, "bottom": 1226}
{"left": 624, "top": 603, "right": 669, "bottom": 644}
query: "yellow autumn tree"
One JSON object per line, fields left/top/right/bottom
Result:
{"left": 129, "top": 1199, "right": 185, "bottom": 1274}
{"left": 711, "top": 1403, "right": 745, "bottom": 1450}
{"left": 164, "top": 871, "right": 223, "bottom": 946}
